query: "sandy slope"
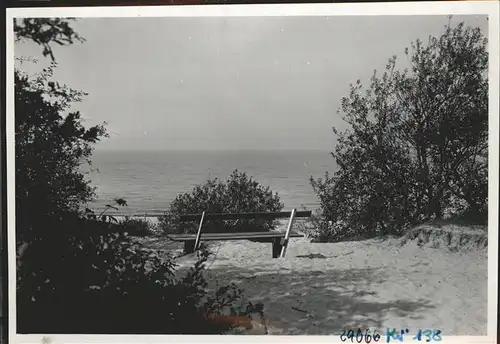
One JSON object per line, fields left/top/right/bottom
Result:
{"left": 172, "top": 233, "right": 487, "bottom": 336}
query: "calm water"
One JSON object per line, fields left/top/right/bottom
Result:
{"left": 84, "top": 150, "right": 336, "bottom": 215}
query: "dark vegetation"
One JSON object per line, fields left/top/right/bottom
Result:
{"left": 118, "top": 216, "right": 157, "bottom": 236}
{"left": 159, "top": 169, "right": 284, "bottom": 234}
{"left": 85, "top": 198, "right": 157, "bottom": 236}
{"left": 310, "top": 20, "right": 488, "bottom": 242}
{"left": 15, "top": 18, "right": 263, "bottom": 334}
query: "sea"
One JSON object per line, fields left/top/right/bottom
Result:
{"left": 84, "top": 150, "right": 337, "bottom": 216}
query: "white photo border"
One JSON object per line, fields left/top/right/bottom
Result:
{"left": 5, "top": 2, "right": 500, "bottom": 343}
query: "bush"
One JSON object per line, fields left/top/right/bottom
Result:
{"left": 118, "top": 217, "right": 155, "bottom": 237}
{"left": 310, "top": 21, "right": 488, "bottom": 242}
{"left": 159, "top": 170, "right": 283, "bottom": 234}
{"left": 15, "top": 65, "right": 107, "bottom": 244}
{"left": 17, "top": 216, "right": 263, "bottom": 334}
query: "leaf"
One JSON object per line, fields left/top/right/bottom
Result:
{"left": 105, "top": 204, "right": 119, "bottom": 211}
{"left": 114, "top": 198, "right": 128, "bottom": 207}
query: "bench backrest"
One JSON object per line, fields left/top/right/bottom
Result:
{"left": 179, "top": 210, "right": 311, "bottom": 222}
{"left": 180, "top": 209, "right": 309, "bottom": 258}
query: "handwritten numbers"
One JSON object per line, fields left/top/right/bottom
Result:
{"left": 432, "top": 330, "right": 442, "bottom": 341}
{"left": 340, "top": 329, "right": 381, "bottom": 343}
{"left": 423, "top": 329, "right": 433, "bottom": 342}
{"left": 365, "top": 329, "right": 381, "bottom": 343}
{"left": 413, "top": 329, "right": 422, "bottom": 341}
{"left": 356, "top": 329, "right": 364, "bottom": 343}
{"left": 365, "top": 329, "right": 372, "bottom": 343}
{"left": 339, "top": 329, "right": 355, "bottom": 342}
{"left": 339, "top": 329, "right": 346, "bottom": 342}
{"left": 340, "top": 328, "right": 441, "bottom": 342}
{"left": 412, "top": 329, "right": 442, "bottom": 342}
{"left": 340, "top": 329, "right": 353, "bottom": 342}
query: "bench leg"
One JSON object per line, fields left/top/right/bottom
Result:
{"left": 184, "top": 240, "right": 195, "bottom": 254}
{"left": 272, "top": 238, "right": 282, "bottom": 259}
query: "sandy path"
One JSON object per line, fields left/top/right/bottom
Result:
{"left": 173, "top": 236, "right": 487, "bottom": 336}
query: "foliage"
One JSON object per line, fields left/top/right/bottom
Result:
{"left": 17, "top": 217, "right": 263, "bottom": 334}
{"left": 159, "top": 170, "right": 284, "bottom": 234}
{"left": 14, "top": 18, "right": 85, "bottom": 61}
{"left": 84, "top": 197, "right": 128, "bottom": 224}
{"left": 311, "top": 20, "right": 488, "bottom": 242}
{"left": 15, "top": 63, "right": 108, "bottom": 243}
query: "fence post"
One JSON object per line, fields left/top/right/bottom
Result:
{"left": 194, "top": 211, "right": 206, "bottom": 251}
{"left": 280, "top": 208, "right": 296, "bottom": 258}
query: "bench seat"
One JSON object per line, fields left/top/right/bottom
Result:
{"left": 168, "top": 231, "right": 304, "bottom": 257}
{"left": 168, "top": 231, "right": 303, "bottom": 242}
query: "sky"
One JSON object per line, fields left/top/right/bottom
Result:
{"left": 14, "top": 15, "right": 488, "bottom": 151}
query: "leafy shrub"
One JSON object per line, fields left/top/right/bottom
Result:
{"left": 118, "top": 217, "right": 155, "bottom": 237}
{"left": 17, "top": 216, "right": 263, "bottom": 334}
{"left": 15, "top": 65, "right": 107, "bottom": 244}
{"left": 310, "top": 21, "right": 488, "bottom": 242}
{"left": 159, "top": 170, "right": 283, "bottom": 234}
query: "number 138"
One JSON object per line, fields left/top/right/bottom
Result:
{"left": 413, "top": 329, "right": 442, "bottom": 342}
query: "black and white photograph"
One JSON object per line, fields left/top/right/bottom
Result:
{"left": 6, "top": 3, "right": 499, "bottom": 341}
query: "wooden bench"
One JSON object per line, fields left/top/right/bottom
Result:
{"left": 167, "top": 209, "right": 310, "bottom": 258}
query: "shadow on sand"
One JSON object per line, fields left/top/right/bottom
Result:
{"left": 205, "top": 263, "right": 435, "bottom": 335}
